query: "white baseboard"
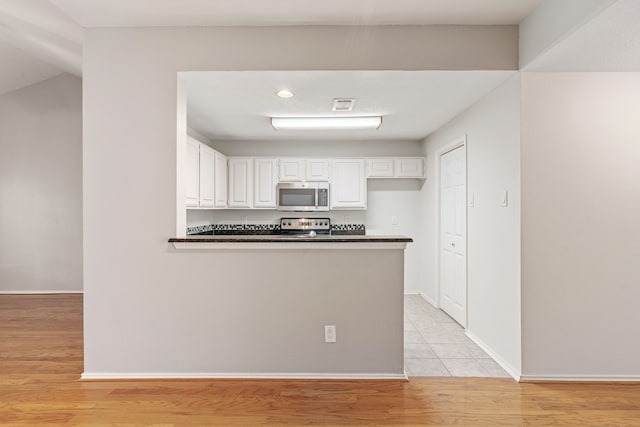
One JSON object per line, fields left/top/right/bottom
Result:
{"left": 0, "top": 290, "right": 83, "bottom": 294}
{"left": 418, "top": 292, "right": 439, "bottom": 308}
{"left": 465, "top": 331, "right": 521, "bottom": 381}
{"left": 81, "top": 372, "right": 408, "bottom": 381}
{"left": 404, "top": 290, "right": 439, "bottom": 307}
{"left": 520, "top": 374, "right": 640, "bottom": 382}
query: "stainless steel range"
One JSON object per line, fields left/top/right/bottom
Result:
{"left": 279, "top": 217, "right": 331, "bottom": 237}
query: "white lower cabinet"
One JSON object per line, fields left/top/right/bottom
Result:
{"left": 330, "top": 159, "right": 367, "bottom": 210}
{"left": 253, "top": 158, "right": 278, "bottom": 208}
{"left": 227, "top": 157, "right": 253, "bottom": 208}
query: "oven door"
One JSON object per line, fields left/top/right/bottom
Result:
{"left": 277, "top": 186, "right": 318, "bottom": 211}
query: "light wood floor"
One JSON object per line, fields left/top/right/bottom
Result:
{"left": 2, "top": 294, "right": 639, "bottom": 426}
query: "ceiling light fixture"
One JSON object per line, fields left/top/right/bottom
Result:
{"left": 271, "top": 116, "right": 382, "bottom": 131}
{"left": 276, "top": 89, "right": 294, "bottom": 98}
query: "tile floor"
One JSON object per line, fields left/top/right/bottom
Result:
{"left": 404, "top": 294, "right": 511, "bottom": 378}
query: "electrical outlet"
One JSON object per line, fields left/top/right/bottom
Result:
{"left": 391, "top": 216, "right": 398, "bottom": 225}
{"left": 324, "top": 325, "right": 336, "bottom": 343}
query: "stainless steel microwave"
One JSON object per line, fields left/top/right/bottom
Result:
{"left": 276, "top": 182, "right": 330, "bottom": 211}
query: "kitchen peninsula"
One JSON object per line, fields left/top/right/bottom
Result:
{"left": 167, "top": 232, "right": 412, "bottom": 379}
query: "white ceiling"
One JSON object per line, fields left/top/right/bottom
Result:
{"left": 185, "top": 70, "right": 515, "bottom": 141}
{"left": 49, "top": 0, "right": 543, "bottom": 27}
{"left": 9, "top": 0, "right": 638, "bottom": 144}
{"left": 525, "top": 0, "right": 640, "bottom": 71}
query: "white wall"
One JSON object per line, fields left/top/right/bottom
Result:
{"left": 83, "top": 25, "right": 517, "bottom": 376}
{"left": 0, "top": 73, "right": 82, "bottom": 292}
{"left": 521, "top": 73, "right": 640, "bottom": 379}
{"left": 422, "top": 75, "right": 521, "bottom": 375}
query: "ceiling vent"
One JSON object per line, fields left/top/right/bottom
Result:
{"left": 332, "top": 98, "right": 355, "bottom": 112}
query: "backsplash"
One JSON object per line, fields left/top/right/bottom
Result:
{"left": 330, "top": 224, "right": 366, "bottom": 235}
{"left": 187, "top": 223, "right": 365, "bottom": 236}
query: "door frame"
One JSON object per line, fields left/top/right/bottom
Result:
{"left": 435, "top": 135, "right": 468, "bottom": 325}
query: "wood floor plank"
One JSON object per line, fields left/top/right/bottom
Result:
{"left": 1, "top": 294, "right": 640, "bottom": 426}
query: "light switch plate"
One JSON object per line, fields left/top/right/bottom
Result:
{"left": 324, "top": 325, "right": 336, "bottom": 343}
{"left": 501, "top": 191, "right": 508, "bottom": 207}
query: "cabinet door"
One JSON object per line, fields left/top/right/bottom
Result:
{"left": 198, "top": 145, "right": 215, "bottom": 208}
{"left": 306, "top": 159, "right": 330, "bottom": 181}
{"left": 227, "top": 158, "right": 253, "bottom": 208}
{"left": 395, "top": 158, "right": 425, "bottom": 178}
{"left": 214, "top": 152, "right": 228, "bottom": 208}
{"left": 254, "top": 158, "right": 278, "bottom": 208}
{"left": 367, "top": 158, "right": 394, "bottom": 178}
{"left": 331, "top": 159, "right": 367, "bottom": 210}
{"left": 185, "top": 138, "right": 200, "bottom": 207}
{"left": 279, "top": 159, "right": 305, "bottom": 182}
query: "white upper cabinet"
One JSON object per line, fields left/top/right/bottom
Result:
{"left": 367, "top": 158, "right": 395, "bottom": 178}
{"left": 227, "top": 157, "right": 253, "bottom": 209}
{"left": 186, "top": 136, "right": 228, "bottom": 209}
{"left": 185, "top": 137, "right": 200, "bottom": 207}
{"left": 395, "top": 157, "right": 425, "bottom": 178}
{"left": 279, "top": 158, "right": 305, "bottom": 182}
{"left": 366, "top": 157, "right": 425, "bottom": 179}
{"left": 185, "top": 151, "right": 423, "bottom": 211}
{"left": 214, "top": 151, "right": 228, "bottom": 208}
{"left": 198, "top": 144, "right": 216, "bottom": 208}
{"left": 306, "top": 159, "right": 330, "bottom": 181}
{"left": 253, "top": 158, "right": 278, "bottom": 209}
{"left": 330, "top": 159, "right": 367, "bottom": 210}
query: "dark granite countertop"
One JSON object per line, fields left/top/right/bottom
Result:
{"left": 169, "top": 234, "right": 413, "bottom": 243}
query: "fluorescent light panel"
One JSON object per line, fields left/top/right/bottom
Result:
{"left": 271, "top": 116, "right": 382, "bottom": 130}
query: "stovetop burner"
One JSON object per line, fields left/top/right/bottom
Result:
{"left": 280, "top": 217, "right": 331, "bottom": 235}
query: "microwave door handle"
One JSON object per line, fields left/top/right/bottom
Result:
{"left": 314, "top": 190, "right": 318, "bottom": 208}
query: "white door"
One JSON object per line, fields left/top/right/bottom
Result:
{"left": 439, "top": 145, "right": 466, "bottom": 327}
